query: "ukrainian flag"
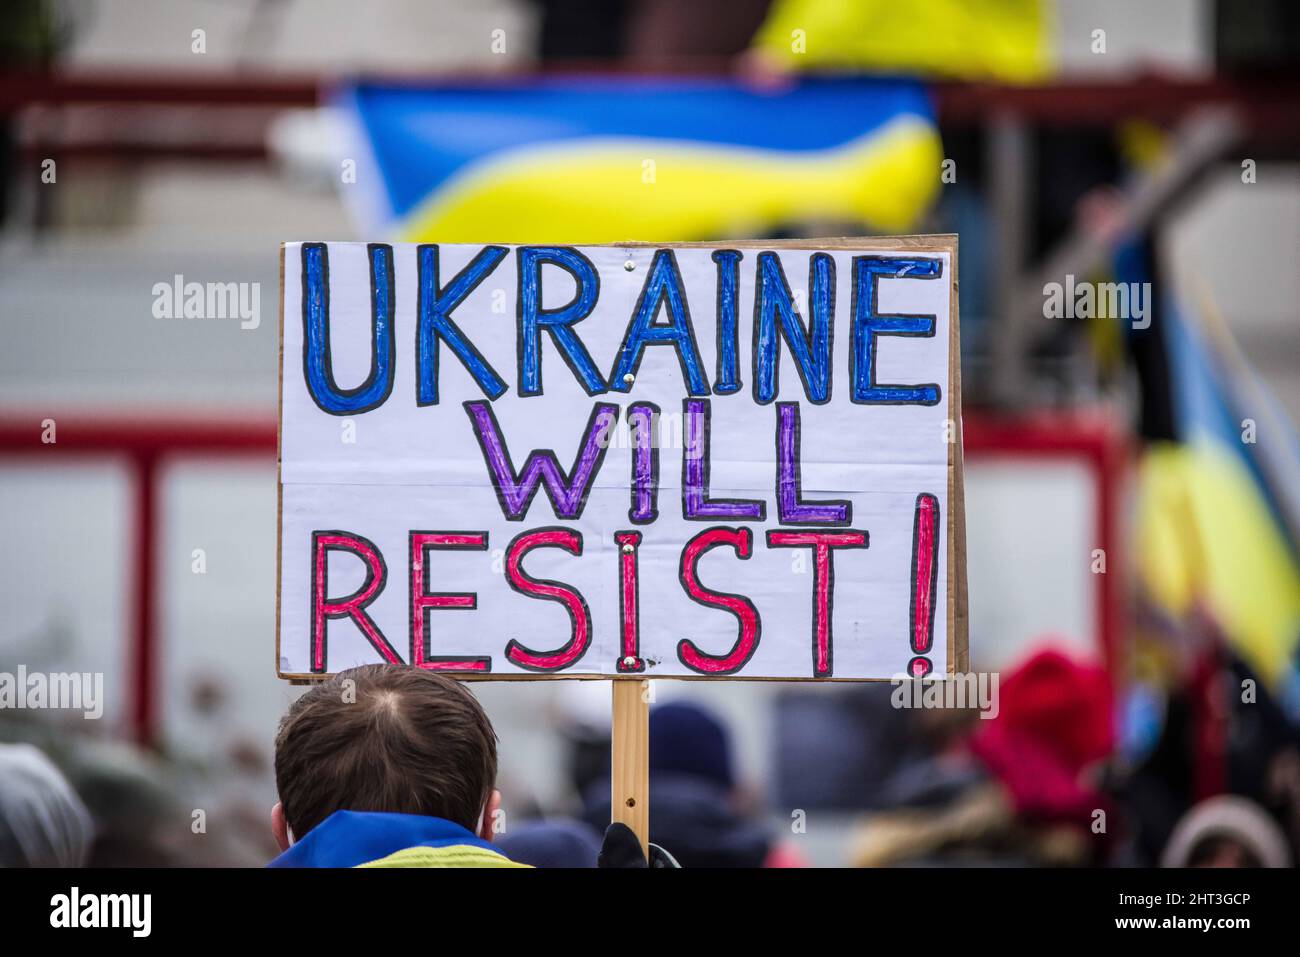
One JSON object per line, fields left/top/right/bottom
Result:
{"left": 1129, "top": 256, "right": 1300, "bottom": 686}
{"left": 338, "top": 77, "right": 942, "bottom": 244}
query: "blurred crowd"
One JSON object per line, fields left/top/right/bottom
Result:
{"left": 4, "top": 635, "right": 1300, "bottom": 867}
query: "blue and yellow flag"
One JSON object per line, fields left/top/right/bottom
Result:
{"left": 338, "top": 77, "right": 942, "bottom": 244}
{"left": 1130, "top": 269, "right": 1300, "bottom": 686}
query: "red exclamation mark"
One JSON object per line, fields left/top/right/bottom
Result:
{"left": 908, "top": 493, "right": 939, "bottom": 678}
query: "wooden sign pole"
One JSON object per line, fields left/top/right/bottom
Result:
{"left": 610, "top": 678, "right": 650, "bottom": 859}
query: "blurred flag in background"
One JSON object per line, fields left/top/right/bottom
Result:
{"left": 1131, "top": 262, "right": 1300, "bottom": 687}
{"left": 749, "top": 0, "right": 1054, "bottom": 83}
{"left": 337, "top": 77, "right": 943, "bottom": 244}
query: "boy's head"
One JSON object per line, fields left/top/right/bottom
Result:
{"left": 272, "top": 664, "right": 498, "bottom": 848}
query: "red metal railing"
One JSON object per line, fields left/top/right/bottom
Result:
{"left": 4, "top": 69, "right": 1298, "bottom": 164}
{"left": 0, "top": 416, "right": 277, "bottom": 744}
{"left": 962, "top": 409, "right": 1130, "bottom": 676}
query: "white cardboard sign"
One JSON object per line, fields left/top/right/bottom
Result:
{"left": 277, "top": 238, "right": 965, "bottom": 681}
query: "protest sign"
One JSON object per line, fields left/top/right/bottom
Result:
{"left": 278, "top": 238, "right": 966, "bottom": 684}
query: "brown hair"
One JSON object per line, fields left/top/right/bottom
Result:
{"left": 274, "top": 664, "right": 497, "bottom": 837}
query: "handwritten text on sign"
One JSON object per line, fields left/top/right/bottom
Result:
{"left": 279, "top": 242, "right": 956, "bottom": 680}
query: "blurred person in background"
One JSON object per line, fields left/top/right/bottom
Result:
{"left": 531, "top": 0, "right": 769, "bottom": 67}
{"left": 851, "top": 648, "right": 1116, "bottom": 867}
{"left": 1117, "top": 605, "right": 1300, "bottom": 866}
{"left": 582, "top": 701, "right": 797, "bottom": 867}
{"left": 0, "top": 742, "right": 93, "bottom": 867}
{"left": 0, "top": 0, "right": 76, "bottom": 229}
{"left": 497, "top": 817, "right": 603, "bottom": 868}
{"left": 1161, "top": 795, "right": 1292, "bottom": 868}
{"left": 966, "top": 648, "right": 1116, "bottom": 865}
{"left": 775, "top": 682, "right": 985, "bottom": 814}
